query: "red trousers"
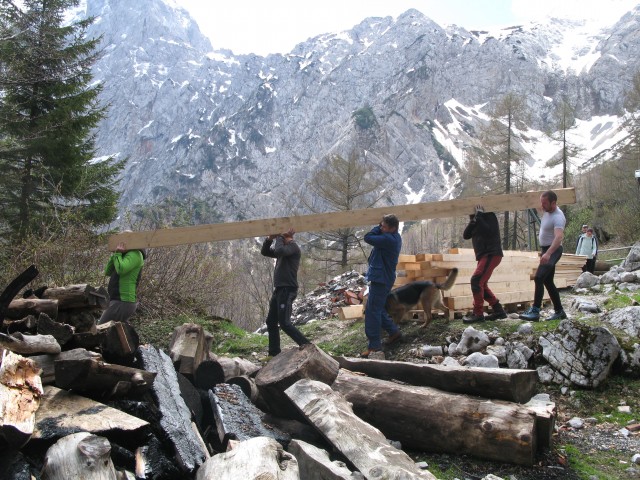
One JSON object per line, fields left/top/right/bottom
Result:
{"left": 470, "top": 255, "right": 502, "bottom": 315}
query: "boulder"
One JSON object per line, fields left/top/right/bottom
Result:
{"left": 538, "top": 319, "right": 621, "bottom": 388}
{"left": 621, "top": 242, "right": 640, "bottom": 272}
{"left": 574, "top": 272, "right": 599, "bottom": 289}
{"left": 462, "top": 352, "right": 499, "bottom": 368}
{"left": 455, "top": 327, "right": 490, "bottom": 355}
{"left": 601, "top": 306, "right": 640, "bottom": 337}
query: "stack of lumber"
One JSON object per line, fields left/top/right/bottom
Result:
{"left": 394, "top": 248, "right": 583, "bottom": 317}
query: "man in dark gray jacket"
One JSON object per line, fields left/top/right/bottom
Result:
{"left": 261, "top": 229, "right": 310, "bottom": 357}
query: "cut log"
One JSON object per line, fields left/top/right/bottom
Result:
{"left": 195, "top": 356, "right": 260, "bottom": 390}
{"left": 335, "top": 356, "right": 538, "bottom": 403}
{"left": 54, "top": 357, "right": 155, "bottom": 398}
{"left": 36, "top": 312, "right": 75, "bottom": 346}
{"left": 288, "top": 439, "right": 356, "bottom": 480}
{"left": 331, "top": 370, "right": 538, "bottom": 466}
{"left": 33, "top": 385, "right": 149, "bottom": 441}
{"left": 0, "top": 449, "right": 34, "bottom": 479}
{"left": 226, "top": 375, "right": 259, "bottom": 403}
{"left": 6, "top": 298, "right": 58, "bottom": 320}
{"left": 41, "top": 431, "right": 117, "bottom": 480}
{"left": 42, "top": 284, "right": 109, "bottom": 310}
{"left": 169, "top": 323, "right": 207, "bottom": 378}
{"left": 138, "top": 345, "right": 207, "bottom": 474}
{"left": 525, "top": 393, "right": 557, "bottom": 451}
{"left": 262, "top": 413, "right": 325, "bottom": 446}
{"left": 0, "top": 332, "right": 61, "bottom": 355}
{"left": 337, "top": 305, "right": 364, "bottom": 320}
{"left": 30, "top": 348, "right": 102, "bottom": 385}
{"left": 97, "top": 321, "right": 140, "bottom": 366}
{"left": 254, "top": 344, "right": 339, "bottom": 419}
{"left": 195, "top": 436, "right": 299, "bottom": 480}
{"left": 57, "top": 309, "right": 98, "bottom": 334}
{"left": 0, "top": 264, "right": 38, "bottom": 322}
{"left": 285, "top": 379, "right": 436, "bottom": 479}
{"left": 0, "top": 350, "right": 43, "bottom": 447}
{"left": 208, "top": 383, "right": 290, "bottom": 449}
{"left": 3, "top": 315, "right": 38, "bottom": 334}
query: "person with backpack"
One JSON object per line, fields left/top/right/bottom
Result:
{"left": 576, "top": 228, "right": 598, "bottom": 273}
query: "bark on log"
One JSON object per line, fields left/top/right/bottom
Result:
{"left": 33, "top": 385, "right": 149, "bottom": 441}
{"left": 137, "top": 345, "right": 207, "bottom": 474}
{"left": 285, "top": 379, "right": 437, "bottom": 479}
{"left": 288, "top": 439, "right": 356, "bottom": 480}
{"left": 57, "top": 309, "right": 97, "bottom": 334}
{"left": 262, "top": 413, "right": 325, "bottom": 447}
{"left": 169, "top": 323, "right": 207, "bottom": 378}
{"left": 254, "top": 344, "right": 339, "bottom": 419}
{"left": 0, "top": 351, "right": 43, "bottom": 447}
{"left": 195, "top": 436, "right": 299, "bottom": 480}
{"left": 0, "top": 449, "right": 34, "bottom": 479}
{"left": 335, "top": 356, "right": 538, "bottom": 403}
{"left": 3, "top": 315, "right": 38, "bottom": 334}
{"left": 0, "top": 332, "right": 61, "bottom": 355}
{"left": 194, "top": 356, "right": 260, "bottom": 390}
{"left": 97, "top": 321, "right": 140, "bottom": 366}
{"left": 332, "top": 370, "right": 538, "bottom": 466}
{"left": 208, "top": 383, "right": 290, "bottom": 449}
{"left": 36, "top": 313, "right": 75, "bottom": 346}
{"left": 41, "top": 431, "right": 118, "bottom": 480}
{"left": 6, "top": 298, "right": 58, "bottom": 320}
{"left": 0, "top": 264, "right": 38, "bottom": 322}
{"left": 30, "top": 348, "right": 102, "bottom": 385}
{"left": 42, "top": 284, "right": 108, "bottom": 310}
{"left": 54, "top": 357, "right": 155, "bottom": 398}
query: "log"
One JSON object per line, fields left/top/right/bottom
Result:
{"left": 97, "top": 321, "right": 140, "bottom": 366}
{"left": 33, "top": 385, "right": 150, "bottom": 441}
{"left": 208, "top": 383, "right": 290, "bottom": 449}
{"left": 6, "top": 298, "right": 58, "bottom": 320}
{"left": 195, "top": 436, "right": 299, "bottom": 480}
{"left": 3, "top": 314, "right": 38, "bottom": 334}
{"left": 254, "top": 344, "right": 339, "bottom": 419}
{"left": 262, "top": 413, "right": 325, "bottom": 446}
{"left": 0, "top": 264, "right": 38, "bottom": 322}
{"left": 135, "top": 434, "right": 184, "bottom": 480}
{"left": 57, "top": 309, "right": 98, "bottom": 334}
{"left": 0, "top": 449, "right": 34, "bottom": 479}
{"left": 288, "top": 439, "right": 356, "bottom": 480}
{"left": 525, "top": 393, "right": 557, "bottom": 451}
{"left": 331, "top": 370, "right": 538, "bottom": 466}
{"left": 54, "top": 357, "right": 155, "bottom": 398}
{"left": 194, "top": 356, "right": 260, "bottom": 390}
{"left": 335, "top": 356, "right": 538, "bottom": 403}
{"left": 226, "top": 375, "right": 259, "bottom": 403}
{"left": 138, "top": 345, "right": 208, "bottom": 474}
{"left": 41, "top": 431, "right": 118, "bottom": 480}
{"left": 285, "top": 379, "right": 436, "bottom": 479}
{"left": 0, "top": 332, "right": 61, "bottom": 355}
{"left": 169, "top": 323, "right": 207, "bottom": 378}
{"left": 30, "top": 348, "right": 102, "bottom": 385}
{"left": 42, "top": 284, "right": 109, "bottom": 310}
{"left": 0, "top": 351, "right": 43, "bottom": 447}
{"left": 36, "top": 312, "right": 75, "bottom": 346}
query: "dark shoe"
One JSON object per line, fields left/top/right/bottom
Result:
{"left": 462, "top": 313, "right": 486, "bottom": 324}
{"left": 384, "top": 331, "right": 403, "bottom": 345}
{"left": 519, "top": 306, "right": 540, "bottom": 321}
{"left": 487, "top": 302, "right": 507, "bottom": 320}
{"left": 547, "top": 310, "right": 567, "bottom": 321}
{"left": 360, "top": 348, "right": 381, "bottom": 358}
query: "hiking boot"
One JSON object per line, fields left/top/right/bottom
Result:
{"left": 384, "top": 331, "right": 403, "bottom": 345}
{"left": 360, "top": 348, "right": 382, "bottom": 358}
{"left": 547, "top": 310, "right": 567, "bottom": 321}
{"left": 519, "top": 306, "right": 540, "bottom": 321}
{"left": 486, "top": 302, "right": 508, "bottom": 320}
{"left": 462, "top": 313, "right": 486, "bottom": 324}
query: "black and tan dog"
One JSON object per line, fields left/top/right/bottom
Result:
{"left": 385, "top": 268, "right": 458, "bottom": 328}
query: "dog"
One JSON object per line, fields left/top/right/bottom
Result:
{"left": 385, "top": 268, "right": 458, "bottom": 328}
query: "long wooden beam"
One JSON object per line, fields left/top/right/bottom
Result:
{"left": 108, "top": 188, "right": 576, "bottom": 250}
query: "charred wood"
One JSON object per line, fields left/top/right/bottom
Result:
{"left": 36, "top": 313, "right": 74, "bottom": 346}
{"left": 0, "top": 332, "right": 61, "bottom": 355}
{"left": 0, "top": 265, "right": 38, "bottom": 323}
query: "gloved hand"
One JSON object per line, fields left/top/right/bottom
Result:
{"left": 475, "top": 205, "right": 485, "bottom": 214}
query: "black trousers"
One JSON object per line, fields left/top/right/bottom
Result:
{"left": 265, "top": 286, "right": 309, "bottom": 356}
{"left": 533, "top": 245, "right": 563, "bottom": 311}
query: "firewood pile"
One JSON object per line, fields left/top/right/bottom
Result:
{"left": 0, "top": 266, "right": 557, "bottom": 479}
{"left": 395, "top": 248, "right": 585, "bottom": 318}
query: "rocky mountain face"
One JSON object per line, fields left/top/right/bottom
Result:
{"left": 83, "top": 0, "right": 640, "bottom": 223}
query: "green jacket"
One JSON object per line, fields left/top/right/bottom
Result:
{"left": 104, "top": 250, "right": 145, "bottom": 303}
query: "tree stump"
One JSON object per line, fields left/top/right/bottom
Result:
{"left": 169, "top": 323, "right": 208, "bottom": 379}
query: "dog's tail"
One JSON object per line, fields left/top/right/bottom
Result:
{"left": 437, "top": 268, "right": 458, "bottom": 291}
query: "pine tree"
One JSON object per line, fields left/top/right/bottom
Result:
{"left": 546, "top": 98, "right": 582, "bottom": 188}
{"left": 0, "top": 0, "right": 123, "bottom": 239}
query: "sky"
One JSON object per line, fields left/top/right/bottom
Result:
{"left": 173, "top": 0, "right": 639, "bottom": 56}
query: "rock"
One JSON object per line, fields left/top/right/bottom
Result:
{"left": 601, "top": 306, "right": 640, "bottom": 337}
{"left": 600, "top": 271, "right": 621, "bottom": 284}
{"left": 570, "top": 297, "right": 601, "bottom": 313}
{"left": 486, "top": 345, "right": 507, "bottom": 364}
{"left": 456, "top": 326, "right": 490, "bottom": 355}
{"left": 517, "top": 323, "right": 534, "bottom": 335}
{"left": 621, "top": 242, "right": 640, "bottom": 272}
{"left": 421, "top": 345, "right": 444, "bottom": 357}
{"left": 621, "top": 271, "right": 639, "bottom": 283}
{"left": 441, "top": 356, "right": 460, "bottom": 367}
{"left": 574, "top": 272, "right": 600, "bottom": 288}
{"left": 538, "top": 319, "right": 621, "bottom": 388}
{"left": 462, "top": 352, "right": 499, "bottom": 368}
{"left": 632, "top": 453, "right": 640, "bottom": 464}
{"left": 568, "top": 417, "right": 584, "bottom": 429}
{"left": 448, "top": 342, "right": 458, "bottom": 354}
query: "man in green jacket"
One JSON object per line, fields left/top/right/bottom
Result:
{"left": 98, "top": 241, "right": 146, "bottom": 324}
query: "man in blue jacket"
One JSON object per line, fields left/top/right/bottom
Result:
{"left": 362, "top": 214, "right": 402, "bottom": 358}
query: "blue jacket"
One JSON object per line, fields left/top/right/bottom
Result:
{"left": 364, "top": 225, "right": 402, "bottom": 286}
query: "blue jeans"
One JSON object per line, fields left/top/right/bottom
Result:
{"left": 364, "top": 282, "right": 399, "bottom": 350}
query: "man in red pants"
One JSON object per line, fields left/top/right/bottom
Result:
{"left": 462, "top": 205, "right": 507, "bottom": 323}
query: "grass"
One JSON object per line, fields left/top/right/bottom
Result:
{"left": 603, "top": 292, "right": 640, "bottom": 310}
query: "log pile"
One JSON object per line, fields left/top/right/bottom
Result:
{"left": 394, "top": 248, "right": 584, "bottom": 318}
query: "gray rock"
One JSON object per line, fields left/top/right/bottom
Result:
{"left": 537, "top": 365, "right": 567, "bottom": 385}
{"left": 600, "top": 270, "right": 621, "bottom": 284}
{"left": 441, "top": 356, "right": 460, "bottom": 367}
{"left": 421, "top": 345, "right": 444, "bottom": 357}
{"left": 575, "top": 272, "right": 600, "bottom": 288}
{"left": 456, "top": 327, "right": 490, "bottom": 355}
{"left": 568, "top": 417, "right": 584, "bottom": 429}
{"left": 621, "top": 242, "right": 640, "bottom": 272}
{"left": 486, "top": 345, "right": 507, "bottom": 364}
{"left": 462, "top": 352, "right": 499, "bottom": 368}
{"left": 632, "top": 453, "right": 640, "bottom": 464}
{"left": 570, "top": 296, "right": 601, "bottom": 313}
{"left": 621, "top": 271, "right": 639, "bottom": 283}
{"left": 517, "top": 323, "right": 534, "bottom": 335}
{"left": 602, "top": 306, "right": 640, "bottom": 337}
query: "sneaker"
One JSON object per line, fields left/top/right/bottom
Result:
{"left": 547, "top": 310, "right": 567, "bottom": 320}
{"left": 519, "top": 306, "right": 540, "bottom": 321}
{"left": 360, "top": 348, "right": 381, "bottom": 358}
{"left": 384, "top": 331, "right": 403, "bottom": 345}
{"left": 462, "top": 313, "right": 486, "bottom": 324}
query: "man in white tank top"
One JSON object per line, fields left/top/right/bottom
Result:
{"left": 519, "top": 190, "right": 567, "bottom": 321}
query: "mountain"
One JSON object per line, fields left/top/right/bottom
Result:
{"left": 82, "top": 0, "right": 640, "bottom": 223}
